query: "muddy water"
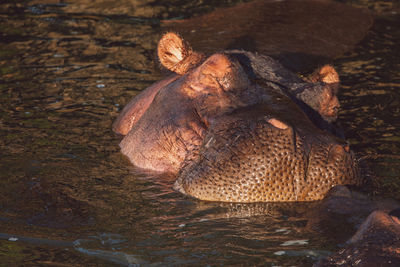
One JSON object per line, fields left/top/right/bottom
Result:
{"left": 0, "top": 0, "right": 399, "bottom": 266}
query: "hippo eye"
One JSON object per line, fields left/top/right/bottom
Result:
{"left": 266, "top": 118, "right": 288, "bottom": 130}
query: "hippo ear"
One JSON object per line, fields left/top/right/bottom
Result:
{"left": 307, "top": 65, "right": 339, "bottom": 84}
{"left": 157, "top": 32, "right": 205, "bottom": 75}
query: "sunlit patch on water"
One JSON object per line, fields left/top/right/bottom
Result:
{"left": 280, "top": 239, "right": 309, "bottom": 246}
{"left": 73, "top": 234, "right": 149, "bottom": 266}
{"left": 273, "top": 249, "right": 331, "bottom": 260}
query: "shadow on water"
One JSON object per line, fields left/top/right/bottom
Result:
{"left": 162, "top": 0, "right": 373, "bottom": 72}
{"left": 0, "top": 0, "right": 399, "bottom": 265}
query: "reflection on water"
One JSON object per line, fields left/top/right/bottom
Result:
{"left": 0, "top": 0, "right": 399, "bottom": 265}
{"left": 163, "top": 0, "right": 373, "bottom": 72}
{"left": 336, "top": 10, "right": 400, "bottom": 198}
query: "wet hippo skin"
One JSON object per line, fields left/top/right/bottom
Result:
{"left": 315, "top": 208, "right": 400, "bottom": 267}
{"left": 113, "top": 32, "right": 361, "bottom": 202}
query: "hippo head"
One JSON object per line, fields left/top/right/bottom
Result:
{"left": 113, "top": 32, "right": 361, "bottom": 202}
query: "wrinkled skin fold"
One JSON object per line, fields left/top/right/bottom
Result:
{"left": 113, "top": 32, "right": 362, "bottom": 202}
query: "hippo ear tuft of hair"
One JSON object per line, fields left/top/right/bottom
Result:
{"left": 157, "top": 32, "right": 205, "bottom": 75}
{"left": 308, "top": 65, "right": 340, "bottom": 84}
{"left": 158, "top": 32, "right": 190, "bottom": 69}
{"left": 319, "top": 65, "right": 339, "bottom": 84}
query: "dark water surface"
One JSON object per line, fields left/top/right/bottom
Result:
{"left": 0, "top": 0, "right": 399, "bottom": 266}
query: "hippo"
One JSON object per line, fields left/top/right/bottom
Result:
{"left": 113, "top": 32, "right": 361, "bottom": 202}
{"left": 315, "top": 208, "right": 400, "bottom": 266}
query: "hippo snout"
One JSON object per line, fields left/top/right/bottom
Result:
{"left": 174, "top": 105, "right": 360, "bottom": 202}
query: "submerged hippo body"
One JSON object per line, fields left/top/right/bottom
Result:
{"left": 315, "top": 209, "right": 400, "bottom": 267}
{"left": 113, "top": 32, "right": 361, "bottom": 202}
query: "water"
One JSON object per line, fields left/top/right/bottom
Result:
{"left": 0, "top": 0, "right": 399, "bottom": 266}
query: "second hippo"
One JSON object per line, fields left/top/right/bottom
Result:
{"left": 113, "top": 32, "right": 362, "bottom": 202}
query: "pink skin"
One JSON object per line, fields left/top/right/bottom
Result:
{"left": 118, "top": 76, "right": 207, "bottom": 173}
{"left": 113, "top": 53, "right": 345, "bottom": 174}
{"left": 114, "top": 32, "right": 297, "bottom": 173}
{"left": 113, "top": 33, "right": 350, "bottom": 180}
{"left": 113, "top": 74, "right": 180, "bottom": 136}
{"left": 115, "top": 53, "right": 256, "bottom": 173}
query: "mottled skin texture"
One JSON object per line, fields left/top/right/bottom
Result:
{"left": 113, "top": 32, "right": 361, "bottom": 202}
{"left": 174, "top": 102, "right": 357, "bottom": 202}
